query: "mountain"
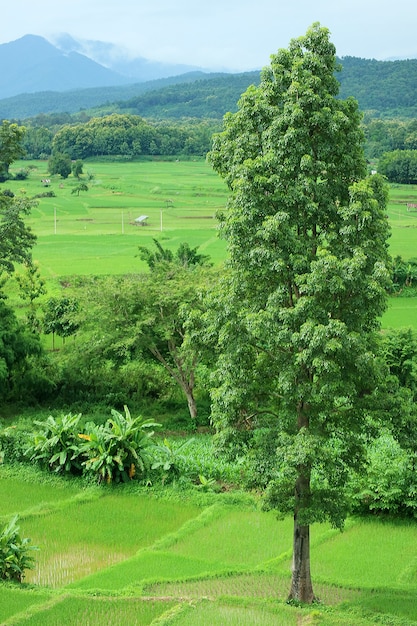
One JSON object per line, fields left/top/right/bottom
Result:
{"left": 2, "top": 41, "right": 417, "bottom": 121}
{"left": 52, "top": 33, "right": 205, "bottom": 82}
{"left": 0, "top": 72, "right": 212, "bottom": 120}
{"left": 0, "top": 35, "right": 132, "bottom": 99}
{"left": 0, "top": 34, "right": 210, "bottom": 101}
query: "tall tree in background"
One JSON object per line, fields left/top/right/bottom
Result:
{"left": 0, "top": 120, "right": 26, "bottom": 181}
{"left": 0, "top": 188, "right": 41, "bottom": 402}
{"left": 208, "top": 23, "right": 391, "bottom": 603}
{"left": 0, "top": 193, "right": 36, "bottom": 275}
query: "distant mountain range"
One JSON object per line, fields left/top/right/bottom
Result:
{"left": 0, "top": 34, "right": 208, "bottom": 100}
{"left": 1, "top": 35, "right": 417, "bottom": 121}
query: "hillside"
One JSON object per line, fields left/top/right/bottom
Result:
{"left": 0, "top": 72, "right": 212, "bottom": 120}
{"left": 1, "top": 56, "right": 417, "bottom": 121}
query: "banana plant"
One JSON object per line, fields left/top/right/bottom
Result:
{"left": 26, "top": 412, "right": 84, "bottom": 474}
{"left": 79, "top": 406, "right": 161, "bottom": 483}
{"left": 0, "top": 515, "right": 38, "bottom": 582}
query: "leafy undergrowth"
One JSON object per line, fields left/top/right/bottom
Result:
{"left": 1, "top": 465, "right": 417, "bottom": 624}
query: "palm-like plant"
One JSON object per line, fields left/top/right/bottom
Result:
{"left": 79, "top": 406, "right": 160, "bottom": 483}
{"left": 0, "top": 515, "right": 38, "bottom": 582}
{"left": 26, "top": 412, "right": 84, "bottom": 474}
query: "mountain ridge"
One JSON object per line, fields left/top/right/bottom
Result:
{"left": 0, "top": 34, "right": 210, "bottom": 100}
{"left": 1, "top": 35, "right": 417, "bottom": 120}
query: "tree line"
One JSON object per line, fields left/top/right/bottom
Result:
{"left": 23, "top": 114, "right": 220, "bottom": 160}
{"left": 15, "top": 112, "right": 417, "bottom": 168}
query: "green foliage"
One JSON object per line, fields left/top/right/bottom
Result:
{"left": 71, "top": 159, "right": 83, "bottom": 178}
{"left": 383, "top": 327, "right": 417, "bottom": 399}
{"left": 43, "top": 296, "right": 80, "bottom": 347}
{"left": 79, "top": 406, "right": 161, "bottom": 484}
{"left": 14, "top": 260, "right": 46, "bottom": 333}
{"left": 51, "top": 113, "right": 219, "bottom": 159}
{"left": 350, "top": 432, "right": 417, "bottom": 516}
{"left": 25, "top": 407, "right": 162, "bottom": 484}
{"left": 391, "top": 255, "right": 417, "bottom": 291}
{"left": 71, "top": 182, "right": 88, "bottom": 196}
{"left": 378, "top": 149, "right": 417, "bottom": 183}
{"left": 26, "top": 412, "right": 85, "bottom": 474}
{"left": 0, "top": 515, "right": 38, "bottom": 582}
{"left": 0, "top": 120, "right": 26, "bottom": 181}
{"left": 0, "top": 296, "right": 43, "bottom": 403}
{"left": 76, "top": 258, "right": 215, "bottom": 420}
{"left": 208, "top": 23, "right": 392, "bottom": 602}
{"left": 151, "top": 437, "right": 195, "bottom": 483}
{"left": 208, "top": 22, "right": 390, "bottom": 525}
{"left": 48, "top": 152, "right": 71, "bottom": 178}
{"left": 138, "top": 238, "right": 211, "bottom": 271}
{"left": 0, "top": 192, "right": 37, "bottom": 274}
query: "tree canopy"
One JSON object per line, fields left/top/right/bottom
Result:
{"left": 0, "top": 120, "right": 26, "bottom": 181}
{"left": 208, "top": 23, "right": 391, "bottom": 603}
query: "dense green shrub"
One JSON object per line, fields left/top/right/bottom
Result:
{"left": 378, "top": 149, "right": 417, "bottom": 183}
{"left": 349, "top": 432, "right": 417, "bottom": 516}
{"left": 26, "top": 412, "right": 85, "bottom": 474}
{"left": 79, "top": 406, "right": 161, "bottom": 484}
{"left": 13, "top": 168, "right": 29, "bottom": 180}
{"left": 25, "top": 407, "right": 162, "bottom": 484}
{"left": 0, "top": 422, "right": 31, "bottom": 464}
{"left": 0, "top": 515, "right": 38, "bottom": 582}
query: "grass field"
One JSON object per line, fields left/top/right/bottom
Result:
{"left": 5, "top": 159, "right": 417, "bottom": 330}
{"left": 7, "top": 159, "right": 417, "bottom": 276}
{"left": 8, "top": 159, "right": 229, "bottom": 277}
{"left": 1, "top": 464, "right": 417, "bottom": 625}
{"left": 386, "top": 183, "right": 417, "bottom": 259}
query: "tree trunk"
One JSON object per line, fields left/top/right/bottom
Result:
{"left": 289, "top": 401, "right": 315, "bottom": 603}
{"left": 185, "top": 389, "right": 198, "bottom": 419}
{"left": 288, "top": 513, "right": 315, "bottom": 603}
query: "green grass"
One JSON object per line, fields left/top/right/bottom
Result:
{"left": 8, "top": 159, "right": 229, "bottom": 278}
{"left": 382, "top": 296, "right": 417, "bottom": 329}
{"left": 5, "top": 161, "right": 417, "bottom": 331}
{"left": 19, "top": 596, "right": 176, "bottom": 626}
{"left": 1, "top": 470, "right": 417, "bottom": 625}
{"left": 386, "top": 183, "right": 417, "bottom": 259}
{"left": 0, "top": 587, "right": 51, "bottom": 624}
{"left": 22, "top": 493, "right": 200, "bottom": 587}
{"left": 307, "top": 518, "right": 417, "bottom": 588}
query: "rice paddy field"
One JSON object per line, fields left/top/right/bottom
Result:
{"left": 1, "top": 463, "right": 417, "bottom": 625}
{"left": 6, "top": 159, "right": 417, "bottom": 330}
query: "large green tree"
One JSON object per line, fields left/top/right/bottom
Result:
{"left": 0, "top": 192, "right": 42, "bottom": 402}
{"left": 208, "top": 23, "right": 391, "bottom": 603}
{"left": 0, "top": 121, "right": 26, "bottom": 181}
{"left": 0, "top": 193, "right": 36, "bottom": 274}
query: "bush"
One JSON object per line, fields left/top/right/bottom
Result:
{"left": 349, "top": 432, "right": 417, "bottom": 516}
{"left": 13, "top": 168, "right": 29, "bottom": 180}
{"left": 25, "top": 406, "right": 162, "bottom": 484}
{"left": 25, "top": 412, "right": 85, "bottom": 474}
{"left": 33, "top": 190, "right": 56, "bottom": 198}
{"left": 0, "top": 423, "right": 31, "bottom": 464}
{"left": 0, "top": 515, "right": 38, "bottom": 582}
{"left": 79, "top": 406, "right": 161, "bottom": 484}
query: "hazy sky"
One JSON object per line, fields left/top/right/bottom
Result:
{"left": 1, "top": 0, "right": 415, "bottom": 70}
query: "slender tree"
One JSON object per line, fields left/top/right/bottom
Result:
{"left": 208, "top": 23, "right": 391, "bottom": 603}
